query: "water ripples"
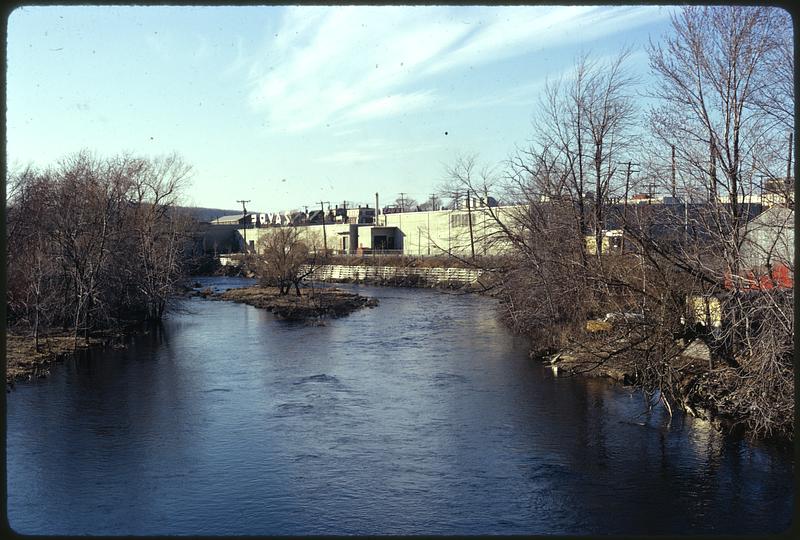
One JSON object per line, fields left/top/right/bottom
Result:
{"left": 5, "top": 281, "right": 794, "bottom": 536}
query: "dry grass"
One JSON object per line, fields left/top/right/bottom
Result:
{"left": 585, "top": 319, "right": 613, "bottom": 333}
{"left": 6, "top": 332, "right": 106, "bottom": 383}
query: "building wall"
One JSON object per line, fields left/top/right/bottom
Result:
{"left": 380, "top": 206, "right": 515, "bottom": 256}
{"left": 238, "top": 206, "right": 517, "bottom": 256}
{"left": 741, "top": 208, "right": 794, "bottom": 269}
{"left": 200, "top": 224, "right": 242, "bottom": 254}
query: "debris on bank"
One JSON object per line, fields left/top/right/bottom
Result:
{"left": 533, "top": 332, "right": 792, "bottom": 442}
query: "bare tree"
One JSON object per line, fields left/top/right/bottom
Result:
{"left": 624, "top": 5, "right": 795, "bottom": 436}
{"left": 647, "top": 5, "right": 792, "bottom": 351}
{"left": 518, "top": 50, "right": 638, "bottom": 257}
{"left": 252, "top": 227, "right": 318, "bottom": 296}
{"left": 5, "top": 150, "right": 194, "bottom": 347}
{"left": 125, "top": 153, "right": 193, "bottom": 320}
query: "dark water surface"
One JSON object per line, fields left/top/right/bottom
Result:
{"left": 6, "top": 279, "right": 794, "bottom": 535}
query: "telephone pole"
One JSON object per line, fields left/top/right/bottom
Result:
{"left": 399, "top": 192, "right": 406, "bottom": 212}
{"left": 647, "top": 181, "right": 657, "bottom": 202}
{"left": 617, "top": 161, "right": 639, "bottom": 253}
{"left": 466, "top": 190, "right": 475, "bottom": 261}
{"left": 236, "top": 199, "right": 251, "bottom": 251}
{"left": 757, "top": 175, "right": 768, "bottom": 206}
{"left": 616, "top": 161, "right": 640, "bottom": 203}
{"left": 319, "top": 201, "right": 329, "bottom": 254}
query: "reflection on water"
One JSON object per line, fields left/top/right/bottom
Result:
{"left": 6, "top": 280, "right": 794, "bottom": 535}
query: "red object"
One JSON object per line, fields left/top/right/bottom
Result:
{"left": 724, "top": 263, "right": 793, "bottom": 290}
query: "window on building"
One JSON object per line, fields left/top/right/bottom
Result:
{"left": 450, "top": 213, "right": 470, "bottom": 228}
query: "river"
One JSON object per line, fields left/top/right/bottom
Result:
{"left": 5, "top": 278, "right": 794, "bottom": 535}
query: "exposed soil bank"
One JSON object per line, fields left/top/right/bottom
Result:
{"left": 212, "top": 286, "right": 378, "bottom": 320}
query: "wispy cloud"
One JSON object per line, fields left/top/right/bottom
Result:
{"left": 243, "top": 6, "right": 668, "bottom": 133}
{"left": 344, "top": 90, "right": 436, "bottom": 124}
{"left": 314, "top": 137, "right": 447, "bottom": 165}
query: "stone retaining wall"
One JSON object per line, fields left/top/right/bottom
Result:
{"left": 301, "top": 264, "right": 484, "bottom": 285}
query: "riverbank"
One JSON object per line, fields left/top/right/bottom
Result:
{"left": 5, "top": 330, "right": 129, "bottom": 386}
{"left": 535, "top": 335, "right": 793, "bottom": 443}
{"left": 210, "top": 285, "right": 378, "bottom": 320}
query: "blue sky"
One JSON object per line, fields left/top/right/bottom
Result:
{"left": 7, "top": 5, "right": 676, "bottom": 211}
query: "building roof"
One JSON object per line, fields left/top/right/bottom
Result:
{"left": 212, "top": 213, "right": 251, "bottom": 224}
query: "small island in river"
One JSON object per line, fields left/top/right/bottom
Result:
{"left": 210, "top": 286, "right": 379, "bottom": 320}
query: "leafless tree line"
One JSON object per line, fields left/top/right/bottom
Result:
{"left": 441, "top": 6, "right": 793, "bottom": 438}
{"left": 6, "top": 151, "right": 195, "bottom": 349}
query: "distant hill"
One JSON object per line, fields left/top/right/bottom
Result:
{"left": 179, "top": 206, "right": 243, "bottom": 223}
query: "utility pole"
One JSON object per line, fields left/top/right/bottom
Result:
{"left": 399, "top": 192, "right": 406, "bottom": 212}
{"left": 427, "top": 211, "right": 431, "bottom": 255}
{"left": 647, "top": 181, "right": 657, "bottom": 203}
{"left": 709, "top": 138, "right": 718, "bottom": 203}
{"left": 466, "top": 190, "right": 475, "bottom": 261}
{"left": 236, "top": 199, "right": 251, "bottom": 251}
{"left": 451, "top": 191, "right": 461, "bottom": 210}
{"left": 617, "top": 161, "right": 639, "bottom": 253}
{"left": 429, "top": 193, "right": 438, "bottom": 211}
{"left": 375, "top": 192, "right": 380, "bottom": 226}
{"left": 684, "top": 188, "right": 689, "bottom": 241}
{"left": 671, "top": 144, "right": 677, "bottom": 197}
{"left": 757, "top": 175, "right": 768, "bottom": 206}
{"left": 319, "top": 201, "right": 329, "bottom": 255}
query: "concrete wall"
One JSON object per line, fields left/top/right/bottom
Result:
{"left": 301, "top": 264, "right": 484, "bottom": 285}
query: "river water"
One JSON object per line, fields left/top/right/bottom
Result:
{"left": 6, "top": 278, "right": 794, "bottom": 535}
